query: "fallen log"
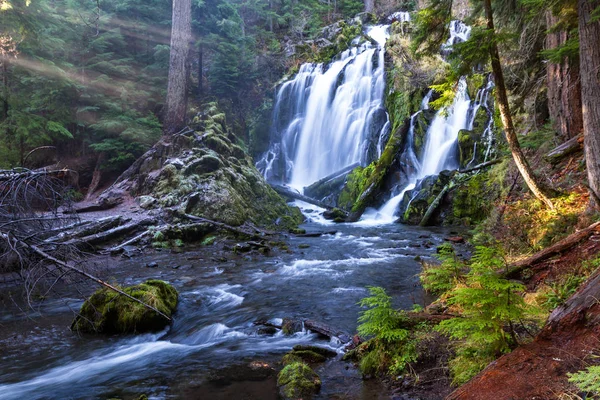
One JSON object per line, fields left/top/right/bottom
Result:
{"left": 0, "top": 232, "right": 171, "bottom": 322}
{"left": 45, "top": 216, "right": 124, "bottom": 243}
{"left": 181, "top": 214, "right": 264, "bottom": 240}
{"left": 64, "top": 218, "right": 155, "bottom": 248}
{"left": 303, "top": 163, "right": 360, "bottom": 196}
{"left": 106, "top": 230, "right": 153, "bottom": 254}
{"left": 506, "top": 221, "right": 600, "bottom": 278}
{"left": 458, "top": 158, "right": 502, "bottom": 174}
{"left": 544, "top": 134, "right": 583, "bottom": 165}
{"left": 419, "top": 182, "right": 454, "bottom": 227}
{"left": 271, "top": 185, "right": 337, "bottom": 211}
{"left": 304, "top": 319, "right": 351, "bottom": 343}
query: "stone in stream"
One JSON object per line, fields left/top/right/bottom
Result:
{"left": 281, "top": 318, "right": 303, "bottom": 335}
{"left": 277, "top": 361, "right": 321, "bottom": 400}
{"left": 71, "top": 280, "right": 178, "bottom": 334}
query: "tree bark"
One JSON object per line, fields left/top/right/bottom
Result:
{"left": 483, "top": 0, "right": 555, "bottom": 209}
{"left": 546, "top": 11, "right": 584, "bottom": 142}
{"left": 578, "top": 0, "right": 600, "bottom": 205}
{"left": 164, "top": 0, "right": 192, "bottom": 136}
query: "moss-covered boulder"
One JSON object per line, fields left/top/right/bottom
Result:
{"left": 399, "top": 171, "right": 455, "bottom": 225}
{"left": 71, "top": 280, "right": 178, "bottom": 334}
{"left": 98, "top": 103, "right": 303, "bottom": 232}
{"left": 277, "top": 362, "right": 321, "bottom": 400}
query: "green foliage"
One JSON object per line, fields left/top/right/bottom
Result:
{"left": 420, "top": 243, "right": 464, "bottom": 295}
{"left": 568, "top": 366, "right": 600, "bottom": 396}
{"left": 436, "top": 246, "right": 542, "bottom": 385}
{"left": 543, "top": 274, "right": 587, "bottom": 310}
{"left": 356, "top": 287, "right": 418, "bottom": 375}
{"left": 358, "top": 286, "right": 410, "bottom": 342}
{"left": 411, "top": 0, "right": 452, "bottom": 56}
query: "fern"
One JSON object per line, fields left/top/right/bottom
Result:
{"left": 356, "top": 287, "right": 418, "bottom": 376}
{"left": 436, "top": 246, "right": 542, "bottom": 385}
{"left": 420, "top": 243, "right": 464, "bottom": 295}
{"left": 568, "top": 366, "right": 600, "bottom": 395}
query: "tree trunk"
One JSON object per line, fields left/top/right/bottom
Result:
{"left": 545, "top": 11, "right": 583, "bottom": 141}
{"left": 578, "top": 0, "right": 600, "bottom": 205}
{"left": 483, "top": 0, "right": 555, "bottom": 209}
{"left": 364, "top": 0, "right": 374, "bottom": 13}
{"left": 197, "top": 43, "right": 203, "bottom": 99}
{"left": 163, "top": 0, "right": 192, "bottom": 136}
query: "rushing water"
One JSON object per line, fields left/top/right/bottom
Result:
{"left": 0, "top": 217, "right": 450, "bottom": 399}
{"left": 257, "top": 25, "right": 391, "bottom": 190}
{"left": 367, "top": 20, "right": 495, "bottom": 222}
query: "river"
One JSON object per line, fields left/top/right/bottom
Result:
{"left": 0, "top": 210, "right": 451, "bottom": 399}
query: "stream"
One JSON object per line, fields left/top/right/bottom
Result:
{"left": 0, "top": 208, "right": 451, "bottom": 400}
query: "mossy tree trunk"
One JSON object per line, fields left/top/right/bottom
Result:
{"left": 578, "top": 0, "right": 600, "bottom": 206}
{"left": 164, "top": 0, "right": 192, "bottom": 136}
{"left": 483, "top": 0, "right": 555, "bottom": 209}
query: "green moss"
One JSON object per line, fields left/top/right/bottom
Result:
{"left": 277, "top": 362, "right": 321, "bottom": 400}
{"left": 288, "top": 350, "right": 326, "bottom": 363}
{"left": 282, "top": 353, "right": 303, "bottom": 366}
{"left": 338, "top": 164, "right": 376, "bottom": 210}
{"left": 201, "top": 235, "right": 217, "bottom": 246}
{"left": 72, "top": 280, "right": 178, "bottom": 334}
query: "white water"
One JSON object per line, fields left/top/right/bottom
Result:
{"left": 364, "top": 21, "right": 476, "bottom": 223}
{"left": 258, "top": 25, "right": 391, "bottom": 190}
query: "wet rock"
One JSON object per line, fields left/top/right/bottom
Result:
{"left": 298, "top": 244, "right": 310, "bottom": 249}
{"left": 209, "top": 361, "right": 275, "bottom": 386}
{"left": 233, "top": 243, "right": 252, "bottom": 253}
{"left": 277, "top": 362, "right": 321, "bottom": 400}
{"left": 138, "top": 195, "right": 157, "bottom": 209}
{"left": 288, "top": 350, "right": 326, "bottom": 363}
{"left": 146, "top": 262, "right": 158, "bottom": 268}
{"left": 293, "top": 345, "right": 337, "bottom": 358}
{"left": 281, "top": 318, "right": 303, "bottom": 335}
{"left": 323, "top": 208, "right": 347, "bottom": 221}
{"left": 257, "top": 326, "right": 278, "bottom": 336}
{"left": 446, "top": 236, "right": 465, "bottom": 243}
{"left": 289, "top": 228, "right": 306, "bottom": 235}
{"left": 71, "top": 280, "right": 178, "bottom": 334}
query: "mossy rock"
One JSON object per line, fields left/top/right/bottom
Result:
{"left": 277, "top": 362, "right": 321, "bottom": 400}
{"left": 184, "top": 154, "right": 222, "bottom": 175}
{"left": 293, "top": 345, "right": 337, "bottom": 357}
{"left": 287, "top": 350, "right": 326, "bottom": 363}
{"left": 72, "top": 280, "right": 178, "bottom": 334}
{"left": 282, "top": 353, "right": 303, "bottom": 366}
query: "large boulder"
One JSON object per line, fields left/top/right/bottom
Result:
{"left": 277, "top": 361, "right": 321, "bottom": 400}
{"left": 71, "top": 280, "right": 178, "bottom": 334}
{"left": 98, "top": 103, "right": 303, "bottom": 230}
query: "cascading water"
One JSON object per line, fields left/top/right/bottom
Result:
{"left": 257, "top": 25, "right": 392, "bottom": 191}
{"left": 367, "top": 20, "right": 493, "bottom": 223}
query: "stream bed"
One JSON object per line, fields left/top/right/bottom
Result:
{"left": 0, "top": 215, "right": 452, "bottom": 399}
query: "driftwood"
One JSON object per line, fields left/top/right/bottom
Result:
{"left": 181, "top": 213, "right": 265, "bottom": 239}
{"left": 271, "top": 185, "right": 336, "bottom": 211}
{"left": 544, "top": 134, "right": 583, "bottom": 165}
{"left": 45, "top": 216, "right": 124, "bottom": 243}
{"left": 64, "top": 218, "right": 155, "bottom": 248}
{"left": 419, "top": 182, "right": 454, "bottom": 227}
{"left": 307, "top": 163, "right": 360, "bottom": 188}
{"left": 506, "top": 221, "right": 600, "bottom": 278}
{"left": 1, "top": 232, "right": 171, "bottom": 322}
{"left": 106, "top": 230, "right": 153, "bottom": 253}
{"left": 304, "top": 319, "right": 351, "bottom": 343}
{"left": 458, "top": 158, "right": 502, "bottom": 174}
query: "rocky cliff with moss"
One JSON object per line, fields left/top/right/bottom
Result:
{"left": 98, "top": 104, "right": 303, "bottom": 229}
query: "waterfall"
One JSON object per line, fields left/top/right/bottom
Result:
{"left": 257, "top": 25, "right": 391, "bottom": 191}
{"left": 368, "top": 20, "right": 485, "bottom": 222}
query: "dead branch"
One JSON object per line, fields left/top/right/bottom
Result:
{"left": 1, "top": 232, "right": 170, "bottom": 322}
{"left": 505, "top": 221, "right": 600, "bottom": 278}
